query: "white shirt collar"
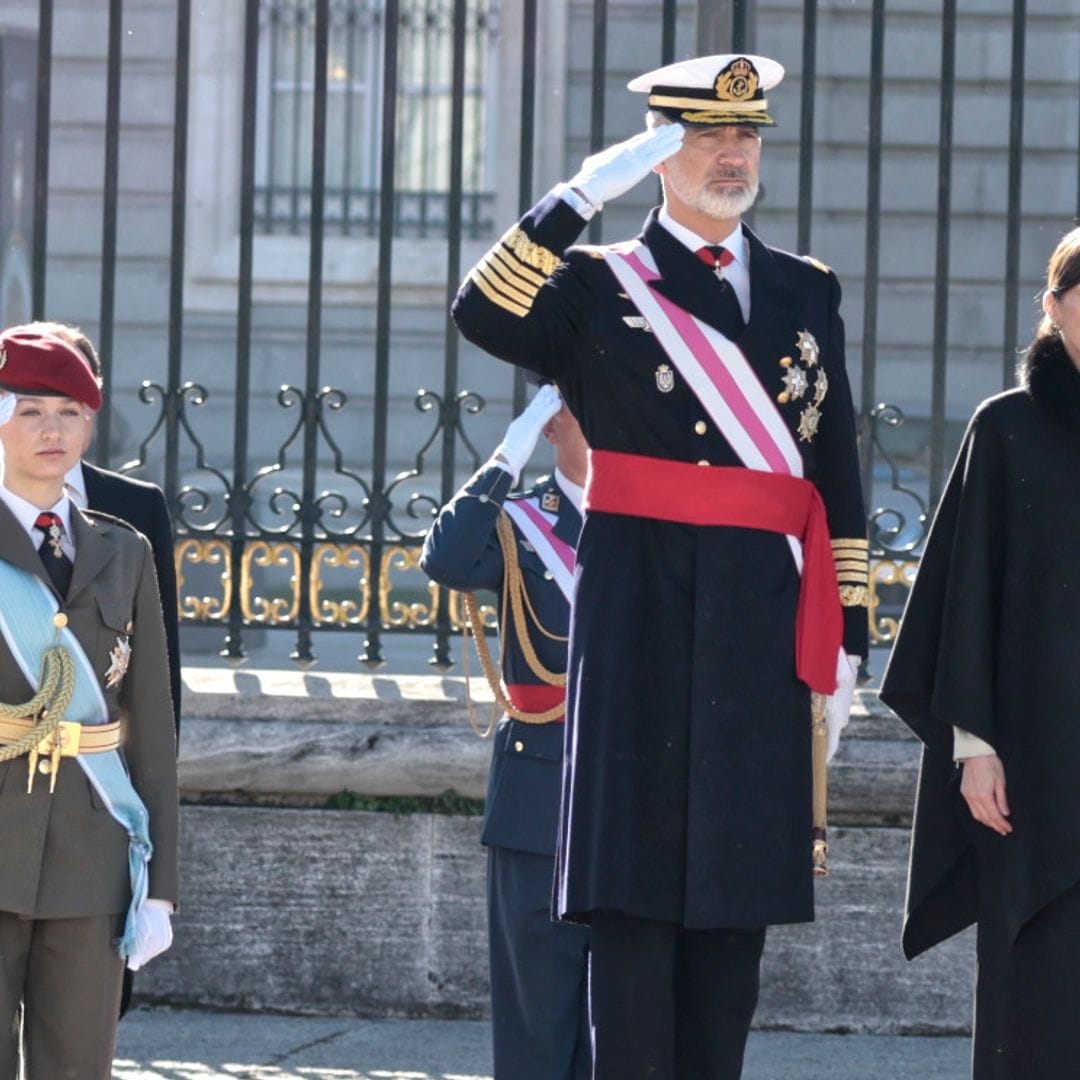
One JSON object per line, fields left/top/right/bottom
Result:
{"left": 0, "top": 483, "right": 75, "bottom": 548}
{"left": 553, "top": 468, "right": 584, "bottom": 514}
{"left": 657, "top": 208, "right": 747, "bottom": 268}
{"left": 64, "top": 461, "right": 88, "bottom": 508}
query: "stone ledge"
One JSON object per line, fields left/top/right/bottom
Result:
{"left": 178, "top": 670, "right": 919, "bottom": 821}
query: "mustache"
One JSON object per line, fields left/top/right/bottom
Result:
{"left": 709, "top": 168, "right": 752, "bottom": 183}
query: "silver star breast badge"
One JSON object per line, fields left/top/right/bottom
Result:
{"left": 105, "top": 634, "right": 131, "bottom": 689}
{"left": 796, "top": 330, "right": 820, "bottom": 367}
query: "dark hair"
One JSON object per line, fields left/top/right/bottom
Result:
{"left": 22, "top": 320, "right": 102, "bottom": 382}
{"left": 1037, "top": 226, "right": 1080, "bottom": 343}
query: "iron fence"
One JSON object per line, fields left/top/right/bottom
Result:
{"left": 17, "top": 0, "right": 1080, "bottom": 669}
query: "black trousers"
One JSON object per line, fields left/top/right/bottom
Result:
{"left": 488, "top": 846, "right": 591, "bottom": 1080}
{"left": 588, "top": 911, "right": 765, "bottom": 1080}
{"left": 973, "top": 880, "right": 1080, "bottom": 1079}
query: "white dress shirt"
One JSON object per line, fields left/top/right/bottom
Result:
{"left": 657, "top": 208, "right": 751, "bottom": 324}
{"left": 0, "top": 484, "right": 76, "bottom": 560}
{"left": 554, "top": 468, "right": 584, "bottom": 515}
{"left": 64, "top": 461, "right": 88, "bottom": 510}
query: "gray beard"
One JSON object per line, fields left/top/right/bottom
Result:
{"left": 666, "top": 170, "right": 759, "bottom": 222}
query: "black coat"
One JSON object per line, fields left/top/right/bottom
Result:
{"left": 81, "top": 462, "right": 181, "bottom": 734}
{"left": 453, "top": 193, "right": 868, "bottom": 928}
{"left": 880, "top": 336, "right": 1080, "bottom": 959}
{"left": 420, "top": 464, "right": 581, "bottom": 858}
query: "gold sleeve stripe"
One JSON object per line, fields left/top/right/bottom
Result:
{"left": 831, "top": 538, "right": 869, "bottom": 550}
{"left": 834, "top": 559, "right": 869, "bottom": 574}
{"left": 469, "top": 267, "right": 530, "bottom": 318}
{"left": 490, "top": 245, "right": 547, "bottom": 289}
{"left": 839, "top": 585, "right": 871, "bottom": 607}
{"left": 501, "top": 226, "right": 561, "bottom": 276}
{"left": 836, "top": 571, "right": 869, "bottom": 583}
{"left": 477, "top": 252, "right": 540, "bottom": 304}
{"left": 474, "top": 262, "right": 536, "bottom": 311}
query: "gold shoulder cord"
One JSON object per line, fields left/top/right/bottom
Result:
{"left": 461, "top": 511, "right": 568, "bottom": 736}
{"left": 0, "top": 645, "right": 77, "bottom": 763}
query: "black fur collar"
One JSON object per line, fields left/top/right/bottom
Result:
{"left": 1021, "top": 334, "right": 1080, "bottom": 434}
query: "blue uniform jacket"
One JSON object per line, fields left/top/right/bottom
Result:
{"left": 452, "top": 193, "right": 869, "bottom": 928}
{"left": 421, "top": 462, "right": 582, "bottom": 858}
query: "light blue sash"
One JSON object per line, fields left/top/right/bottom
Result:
{"left": 0, "top": 559, "right": 152, "bottom": 957}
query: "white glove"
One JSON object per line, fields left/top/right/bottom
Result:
{"left": 824, "top": 650, "right": 860, "bottom": 762}
{"left": 126, "top": 898, "right": 174, "bottom": 971}
{"left": 492, "top": 384, "right": 563, "bottom": 484}
{"left": 566, "top": 124, "right": 684, "bottom": 211}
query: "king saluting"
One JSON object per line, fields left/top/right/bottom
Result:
{"left": 452, "top": 53, "right": 868, "bottom": 1079}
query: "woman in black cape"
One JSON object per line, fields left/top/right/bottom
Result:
{"left": 880, "top": 225, "right": 1080, "bottom": 1078}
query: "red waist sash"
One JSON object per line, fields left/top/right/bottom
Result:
{"left": 505, "top": 683, "right": 566, "bottom": 720}
{"left": 584, "top": 449, "right": 841, "bottom": 694}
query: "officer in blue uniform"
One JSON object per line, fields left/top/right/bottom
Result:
{"left": 451, "top": 54, "right": 869, "bottom": 1080}
{"left": 421, "top": 384, "right": 591, "bottom": 1080}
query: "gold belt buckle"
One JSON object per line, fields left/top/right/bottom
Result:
{"left": 27, "top": 721, "right": 82, "bottom": 795}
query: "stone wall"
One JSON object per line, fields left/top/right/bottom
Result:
{"left": 136, "top": 670, "right": 975, "bottom": 1033}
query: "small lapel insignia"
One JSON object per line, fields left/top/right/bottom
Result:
{"left": 623, "top": 315, "right": 652, "bottom": 333}
{"left": 105, "top": 634, "right": 131, "bottom": 689}
{"left": 655, "top": 364, "right": 675, "bottom": 393}
{"left": 798, "top": 403, "right": 822, "bottom": 443}
{"left": 796, "top": 330, "right": 820, "bottom": 367}
{"left": 541, "top": 491, "right": 560, "bottom": 513}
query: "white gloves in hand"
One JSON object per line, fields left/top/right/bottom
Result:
{"left": 567, "top": 124, "right": 685, "bottom": 211}
{"left": 825, "top": 650, "right": 860, "bottom": 763}
{"left": 493, "top": 384, "right": 564, "bottom": 484}
{"left": 126, "top": 898, "right": 174, "bottom": 972}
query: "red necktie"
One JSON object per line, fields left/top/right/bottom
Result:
{"left": 34, "top": 512, "right": 73, "bottom": 596}
{"left": 695, "top": 245, "right": 735, "bottom": 272}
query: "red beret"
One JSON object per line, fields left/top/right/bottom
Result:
{"left": 0, "top": 327, "right": 102, "bottom": 411}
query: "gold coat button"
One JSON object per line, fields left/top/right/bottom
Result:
{"left": 513, "top": 740, "right": 525, "bottom": 753}
{"left": 53, "top": 613, "right": 68, "bottom": 629}
{"left": 694, "top": 420, "right": 707, "bottom": 435}
{"left": 38, "top": 760, "right": 51, "bottom": 775}
{"left": 697, "top": 459, "right": 710, "bottom": 467}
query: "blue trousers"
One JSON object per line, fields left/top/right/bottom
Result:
{"left": 487, "top": 845, "right": 591, "bottom": 1080}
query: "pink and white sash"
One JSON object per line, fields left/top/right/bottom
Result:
{"left": 604, "top": 240, "right": 805, "bottom": 569}
{"left": 503, "top": 497, "right": 576, "bottom": 603}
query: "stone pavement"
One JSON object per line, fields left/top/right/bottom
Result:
{"left": 114, "top": 1008, "right": 972, "bottom": 1079}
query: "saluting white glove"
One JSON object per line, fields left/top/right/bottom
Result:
{"left": 825, "top": 650, "right": 861, "bottom": 762}
{"left": 566, "top": 124, "right": 685, "bottom": 212}
{"left": 126, "top": 898, "right": 174, "bottom": 972}
{"left": 493, "top": 384, "right": 564, "bottom": 484}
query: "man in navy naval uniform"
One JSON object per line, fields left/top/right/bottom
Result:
{"left": 452, "top": 53, "right": 869, "bottom": 1079}
{"left": 421, "top": 383, "right": 591, "bottom": 1080}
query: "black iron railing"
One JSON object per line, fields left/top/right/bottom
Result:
{"left": 19, "top": 0, "right": 1080, "bottom": 668}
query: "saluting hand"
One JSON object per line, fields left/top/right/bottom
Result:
{"left": 493, "top": 383, "right": 564, "bottom": 484}
{"left": 960, "top": 754, "right": 1013, "bottom": 836}
{"left": 567, "top": 123, "right": 685, "bottom": 211}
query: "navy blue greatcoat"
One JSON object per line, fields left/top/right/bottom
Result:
{"left": 452, "top": 194, "right": 869, "bottom": 930}
{"left": 421, "top": 462, "right": 589, "bottom": 1080}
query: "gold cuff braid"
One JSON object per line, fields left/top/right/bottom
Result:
{"left": 839, "top": 584, "right": 871, "bottom": 608}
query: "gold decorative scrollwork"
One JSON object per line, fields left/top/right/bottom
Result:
{"left": 174, "top": 539, "right": 231, "bottom": 621}
{"left": 380, "top": 546, "right": 439, "bottom": 628}
{"left": 869, "top": 558, "right": 919, "bottom": 643}
{"left": 311, "top": 543, "right": 370, "bottom": 626}
{"left": 241, "top": 541, "right": 301, "bottom": 624}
